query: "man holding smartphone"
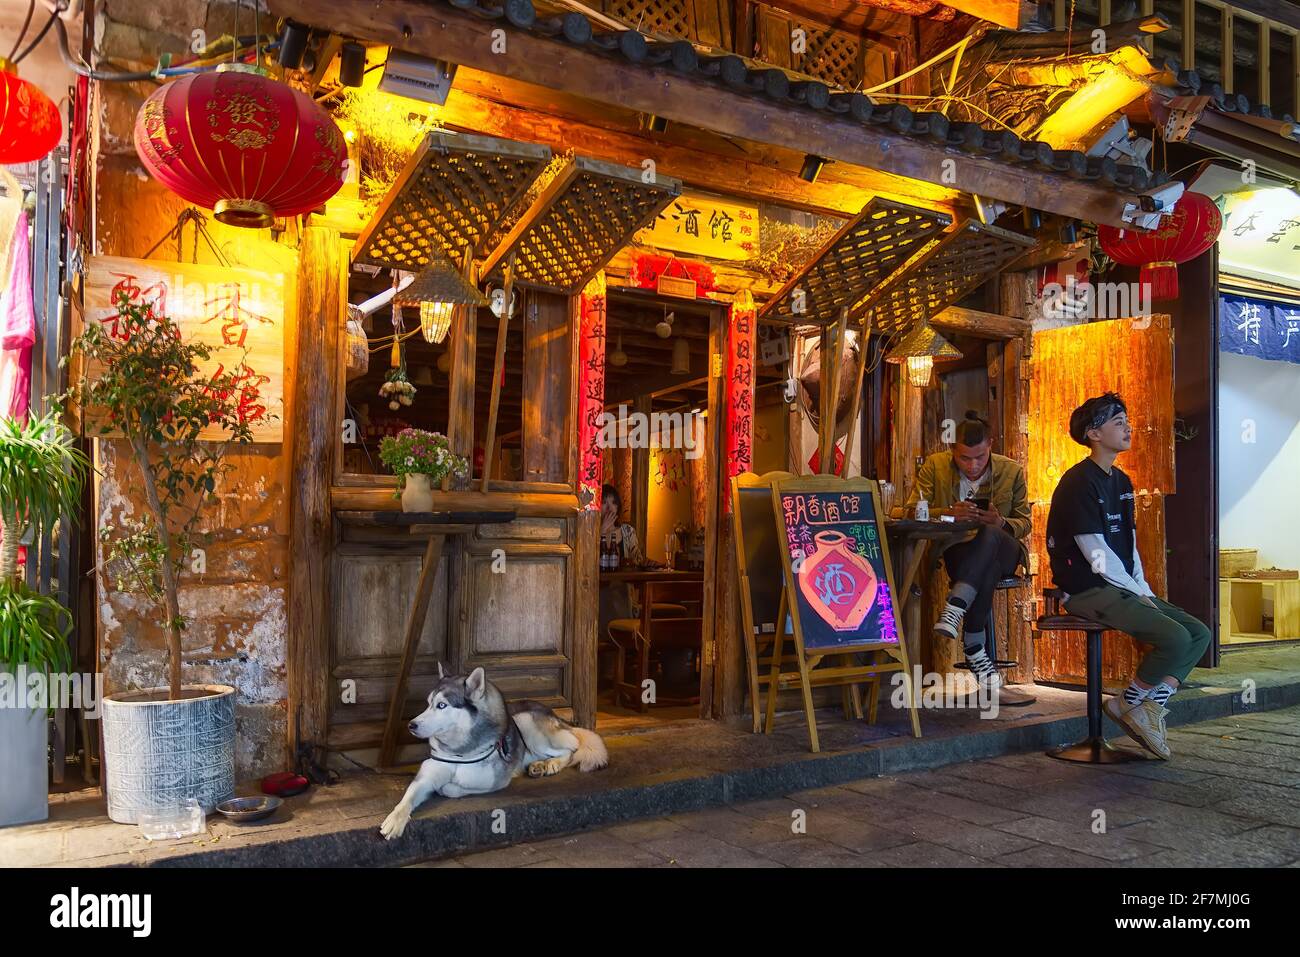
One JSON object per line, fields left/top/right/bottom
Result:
{"left": 905, "top": 411, "right": 1032, "bottom": 702}
{"left": 1046, "top": 393, "right": 1211, "bottom": 759}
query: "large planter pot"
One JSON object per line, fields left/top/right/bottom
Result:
{"left": 0, "top": 696, "right": 48, "bottom": 828}
{"left": 401, "top": 473, "right": 435, "bottom": 512}
{"left": 100, "top": 684, "right": 236, "bottom": 824}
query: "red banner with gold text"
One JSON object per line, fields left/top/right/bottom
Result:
{"left": 724, "top": 290, "right": 757, "bottom": 511}
{"left": 578, "top": 272, "right": 607, "bottom": 510}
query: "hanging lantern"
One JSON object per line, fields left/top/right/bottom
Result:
{"left": 134, "top": 65, "right": 347, "bottom": 228}
{"left": 885, "top": 318, "right": 962, "bottom": 388}
{"left": 1097, "top": 191, "right": 1222, "bottom": 300}
{"left": 0, "top": 58, "right": 62, "bottom": 163}
{"left": 418, "top": 301, "right": 455, "bottom": 344}
{"left": 394, "top": 257, "right": 486, "bottom": 345}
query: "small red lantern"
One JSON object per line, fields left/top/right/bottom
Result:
{"left": 135, "top": 66, "right": 347, "bottom": 228}
{"left": 0, "top": 59, "right": 62, "bottom": 163}
{"left": 1097, "top": 190, "right": 1222, "bottom": 300}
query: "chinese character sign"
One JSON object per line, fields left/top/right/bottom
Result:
{"left": 777, "top": 487, "right": 899, "bottom": 650}
{"left": 83, "top": 256, "right": 286, "bottom": 442}
{"left": 578, "top": 271, "right": 607, "bottom": 510}
{"left": 635, "top": 193, "right": 758, "bottom": 262}
{"left": 724, "top": 291, "right": 757, "bottom": 511}
{"left": 1217, "top": 188, "right": 1300, "bottom": 286}
{"left": 1221, "top": 294, "right": 1300, "bottom": 366}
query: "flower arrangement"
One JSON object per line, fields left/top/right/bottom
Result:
{"left": 378, "top": 428, "right": 467, "bottom": 483}
{"left": 380, "top": 368, "right": 415, "bottom": 409}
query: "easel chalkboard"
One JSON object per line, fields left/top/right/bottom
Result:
{"left": 770, "top": 474, "right": 921, "bottom": 747}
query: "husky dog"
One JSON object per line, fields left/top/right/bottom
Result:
{"left": 380, "top": 665, "right": 608, "bottom": 840}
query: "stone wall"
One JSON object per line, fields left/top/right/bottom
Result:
{"left": 90, "top": 0, "right": 292, "bottom": 779}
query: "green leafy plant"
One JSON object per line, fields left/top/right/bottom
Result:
{"left": 63, "top": 295, "right": 270, "bottom": 700}
{"left": 0, "top": 413, "right": 89, "bottom": 676}
{"left": 378, "top": 428, "right": 467, "bottom": 485}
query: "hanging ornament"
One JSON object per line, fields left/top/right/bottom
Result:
{"left": 134, "top": 65, "right": 347, "bottom": 228}
{"left": 0, "top": 59, "right": 61, "bottom": 163}
{"left": 1097, "top": 191, "right": 1222, "bottom": 300}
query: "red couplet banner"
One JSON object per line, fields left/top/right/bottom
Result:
{"left": 724, "top": 290, "right": 757, "bottom": 511}
{"left": 578, "top": 272, "right": 607, "bottom": 511}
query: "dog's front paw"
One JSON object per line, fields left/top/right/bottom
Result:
{"left": 380, "top": 806, "right": 411, "bottom": 840}
{"left": 528, "top": 758, "right": 566, "bottom": 778}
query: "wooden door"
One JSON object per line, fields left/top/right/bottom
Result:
{"left": 1029, "top": 315, "right": 1177, "bottom": 686}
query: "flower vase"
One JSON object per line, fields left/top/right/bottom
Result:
{"left": 401, "top": 473, "right": 435, "bottom": 513}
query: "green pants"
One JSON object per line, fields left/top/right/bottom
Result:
{"left": 1064, "top": 586, "right": 1212, "bottom": 684}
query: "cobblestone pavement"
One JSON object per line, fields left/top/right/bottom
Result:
{"left": 414, "top": 706, "right": 1300, "bottom": 868}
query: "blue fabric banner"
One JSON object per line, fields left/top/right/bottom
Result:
{"left": 1220, "top": 294, "right": 1300, "bottom": 365}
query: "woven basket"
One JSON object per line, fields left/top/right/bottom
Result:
{"left": 1219, "top": 548, "right": 1258, "bottom": 578}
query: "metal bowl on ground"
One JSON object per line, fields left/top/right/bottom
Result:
{"left": 215, "top": 795, "right": 282, "bottom": 823}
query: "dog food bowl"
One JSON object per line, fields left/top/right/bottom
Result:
{"left": 215, "top": 795, "right": 282, "bottom": 823}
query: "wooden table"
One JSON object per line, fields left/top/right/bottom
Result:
{"left": 600, "top": 568, "right": 704, "bottom": 709}
{"left": 338, "top": 509, "right": 517, "bottom": 768}
{"left": 884, "top": 519, "right": 981, "bottom": 670}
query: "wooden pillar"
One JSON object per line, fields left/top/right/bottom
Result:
{"left": 288, "top": 226, "right": 342, "bottom": 752}
{"left": 568, "top": 293, "right": 597, "bottom": 728}
{"left": 446, "top": 258, "right": 477, "bottom": 472}
{"left": 1000, "top": 333, "right": 1035, "bottom": 684}
{"left": 523, "top": 291, "right": 572, "bottom": 483}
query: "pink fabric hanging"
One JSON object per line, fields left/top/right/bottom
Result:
{"left": 0, "top": 211, "right": 34, "bottom": 425}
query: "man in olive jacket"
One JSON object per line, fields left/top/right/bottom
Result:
{"left": 904, "top": 412, "right": 1031, "bottom": 697}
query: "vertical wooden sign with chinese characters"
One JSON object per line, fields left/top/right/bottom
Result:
{"left": 82, "top": 256, "right": 286, "bottom": 442}
{"left": 577, "top": 271, "right": 607, "bottom": 509}
{"left": 724, "top": 291, "right": 757, "bottom": 512}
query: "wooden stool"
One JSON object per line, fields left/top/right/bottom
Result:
{"left": 1036, "top": 588, "right": 1144, "bottom": 764}
{"left": 608, "top": 617, "right": 703, "bottom": 711}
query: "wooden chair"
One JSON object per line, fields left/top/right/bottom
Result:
{"left": 607, "top": 616, "right": 704, "bottom": 711}
{"left": 1035, "top": 587, "right": 1143, "bottom": 764}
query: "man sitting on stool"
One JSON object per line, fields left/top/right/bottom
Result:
{"left": 1046, "top": 393, "right": 1211, "bottom": 759}
{"left": 905, "top": 411, "right": 1033, "bottom": 703}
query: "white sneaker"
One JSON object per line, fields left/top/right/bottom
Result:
{"left": 1105, "top": 695, "right": 1172, "bottom": 759}
{"left": 934, "top": 602, "right": 965, "bottom": 640}
{"left": 964, "top": 649, "right": 1002, "bottom": 692}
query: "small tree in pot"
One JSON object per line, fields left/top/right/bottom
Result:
{"left": 64, "top": 295, "right": 270, "bottom": 822}
{"left": 0, "top": 413, "right": 89, "bottom": 826}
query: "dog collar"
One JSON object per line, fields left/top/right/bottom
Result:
{"left": 427, "top": 724, "right": 515, "bottom": 765}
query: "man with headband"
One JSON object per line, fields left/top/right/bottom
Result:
{"left": 1045, "top": 392, "right": 1211, "bottom": 759}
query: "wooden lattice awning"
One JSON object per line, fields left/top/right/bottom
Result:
{"left": 352, "top": 132, "right": 552, "bottom": 270}
{"left": 758, "top": 199, "right": 952, "bottom": 326}
{"left": 479, "top": 156, "right": 681, "bottom": 295}
{"left": 860, "top": 220, "right": 1036, "bottom": 333}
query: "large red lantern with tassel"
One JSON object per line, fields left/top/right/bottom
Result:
{"left": 0, "top": 59, "right": 62, "bottom": 163}
{"left": 1097, "top": 190, "right": 1222, "bottom": 300}
{"left": 134, "top": 66, "right": 347, "bottom": 228}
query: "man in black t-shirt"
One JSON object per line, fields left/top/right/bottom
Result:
{"left": 1045, "top": 393, "right": 1211, "bottom": 759}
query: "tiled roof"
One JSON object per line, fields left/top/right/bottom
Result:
{"left": 1162, "top": 61, "right": 1297, "bottom": 125}
{"left": 442, "top": 0, "right": 1162, "bottom": 191}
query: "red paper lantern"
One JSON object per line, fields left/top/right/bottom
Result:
{"left": 134, "top": 67, "right": 347, "bottom": 228}
{"left": 0, "top": 60, "right": 62, "bottom": 163}
{"left": 1097, "top": 191, "right": 1222, "bottom": 300}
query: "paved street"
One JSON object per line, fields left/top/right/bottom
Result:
{"left": 416, "top": 705, "right": 1300, "bottom": 868}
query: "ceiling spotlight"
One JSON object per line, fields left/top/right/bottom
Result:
{"left": 1062, "top": 221, "right": 1079, "bottom": 243}
{"left": 1023, "top": 208, "right": 1043, "bottom": 230}
{"left": 973, "top": 194, "right": 1008, "bottom": 225}
{"left": 645, "top": 114, "right": 668, "bottom": 133}
{"left": 379, "top": 49, "right": 458, "bottom": 105}
{"left": 339, "top": 41, "right": 367, "bottom": 88}
{"left": 799, "top": 155, "right": 827, "bottom": 183}
{"left": 277, "top": 20, "right": 310, "bottom": 70}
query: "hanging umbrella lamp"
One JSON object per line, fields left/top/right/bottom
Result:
{"left": 0, "top": 58, "right": 61, "bottom": 163}
{"left": 885, "top": 318, "right": 962, "bottom": 388}
{"left": 394, "top": 257, "right": 487, "bottom": 344}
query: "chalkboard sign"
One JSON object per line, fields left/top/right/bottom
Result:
{"left": 772, "top": 476, "right": 903, "bottom": 652}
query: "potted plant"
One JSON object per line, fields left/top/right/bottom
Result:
{"left": 64, "top": 295, "right": 267, "bottom": 823}
{"left": 0, "top": 413, "right": 89, "bottom": 827}
{"left": 378, "top": 428, "right": 467, "bottom": 512}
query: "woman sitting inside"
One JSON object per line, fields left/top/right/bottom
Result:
{"left": 598, "top": 484, "right": 644, "bottom": 641}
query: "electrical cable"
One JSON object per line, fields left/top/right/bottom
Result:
{"left": 50, "top": 15, "right": 155, "bottom": 80}
{"left": 13, "top": 8, "right": 57, "bottom": 64}
{"left": 8, "top": 1, "right": 35, "bottom": 61}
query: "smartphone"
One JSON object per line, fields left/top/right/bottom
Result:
{"left": 973, "top": 497, "right": 990, "bottom": 511}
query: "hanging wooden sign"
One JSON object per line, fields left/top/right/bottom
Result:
{"left": 82, "top": 256, "right": 286, "bottom": 442}
{"left": 577, "top": 271, "right": 608, "bottom": 510}
{"left": 636, "top": 193, "right": 758, "bottom": 261}
{"left": 723, "top": 290, "right": 757, "bottom": 511}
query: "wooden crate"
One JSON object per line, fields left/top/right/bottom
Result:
{"left": 1219, "top": 577, "right": 1300, "bottom": 644}
{"left": 1219, "top": 548, "right": 1258, "bottom": 577}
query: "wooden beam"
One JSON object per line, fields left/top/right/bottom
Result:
{"left": 932, "top": 305, "right": 1033, "bottom": 339}
{"left": 480, "top": 256, "right": 515, "bottom": 492}
{"left": 941, "top": 0, "right": 1037, "bottom": 30}
{"left": 271, "top": 0, "right": 1145, "bottom": 228}
{"left": 288, "top": 225, "right": 342, "bottom": 754}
